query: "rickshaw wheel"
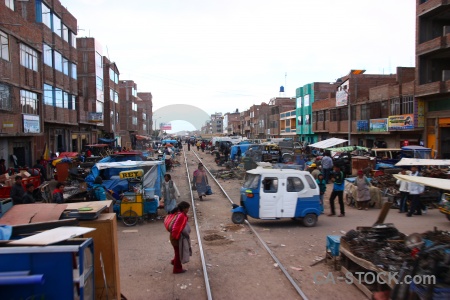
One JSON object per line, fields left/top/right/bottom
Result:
{"left": 302, "top": 214, "right": 317, "bottom": 227}
{"left": 231, "top": 212, "right": 246, "bottom": 224}
{"left": 122, "top": 210, "right": 138, "bottom": 226}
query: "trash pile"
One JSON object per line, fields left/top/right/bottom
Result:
{"left": 421, "top": 167, "right": 449, "bottom": 179}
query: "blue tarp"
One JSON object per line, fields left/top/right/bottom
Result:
{"left": 230, "top": 144, "right": 256, "bottom": 159}
{"left": 99, "top": 137, "right": 117, "bottom": 143}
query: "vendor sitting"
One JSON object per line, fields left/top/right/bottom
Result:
{"left": 92, "top": 176, "right": 107, "bottom": 201}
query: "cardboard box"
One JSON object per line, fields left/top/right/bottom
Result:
{"left": 20, "top": 171, "right": 31, "bottom": 178}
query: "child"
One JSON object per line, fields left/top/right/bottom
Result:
{"left": 316, "top": 173, "right": 326, "bottom": 211}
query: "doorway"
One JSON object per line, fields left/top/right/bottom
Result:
{"left": 441, "top": 127, "right": 450, "bottom": 159}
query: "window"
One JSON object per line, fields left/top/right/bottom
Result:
{"left": 330, "top": 109, "right": 337, "bottom": 121}
{"left": 43, "top": 44, "right": 52, "bottom": 67}
{"left": 132, "top": 87, "right": 137, "bottom": 97}
{"left": 70, "top": 31, "right": 77, "bottom": 48}
{"left": 114, "top": 91, "right": 119, "bottom": 103}
{"left": 0, "top": 83, "right": 12, "bottom": 111}
{"left": 63, "top": 92, "right": 69, "bottom": 110}
{"left": 62, "top": 57, "right": 69, "bottom": 75}
{"left": 55, "top": 88, "right": 63, "bottom": 108}
{"left": 286, "top": 177, "right": 304, "bottom": 192}
{"left": 318, "top": 111, "right": 324, "bottom": 122}
{"left": 390, "top": 97, "right": 401, "bottom": 115}
{"left": 52, "top": 14, "right": 61, "bottom": 37}
{"left": 96, "top": 76, "right": 103, "bottom": 91}
{"left": 262, "top": 177, "right": 278, "bottom": 193}
{"left": 20, "top": 90, "right": 38, "bottom": 115}
{"left": 143, "top": 124, "right": 147, "bottom": 131}
{"left": 96, "top": 101, "right": 103, "bottom": 113}
{"left": 95, "top": 52, "right": 102, "bottom": 69}
{"left": 132, "top": 116, "right": 137, "bottom": 125}
{"left": 132, "top": 102, "right": 137, "bottom": 111}
{"left": 304, "top": 175, "right": 317, "bottom": 189}
{"left": 402, "top": 95, "right": 414, "bottom": 114}
{"left": 381, "top": 100, "right": 388, "bottom": 118}
{"left": 54, "top": 51, "right": 62, "bottom": 72}
{"left": 62, "top": 25, "right": 68, "bottom": 42}
{"left": 340, "top": 107, "right": 348, "bottom": 120}
{"left": 41, "top": 3, "right": 51, "bottom": 28}
{"left": 43, "top": 84, "right": 53, "bottom": 106}
{"left": 109, "top": 68, "right": 118, "bottom": 83}
{"left": 5, "top": 0, "right": 14, "bottom": 10}
{"left": 116, "top": 112, "right": 119, "bottom": 125}
{"left": 143, "top": 113, "right": 146, "bottom": 120}
{"left": 71, "top": 63, "right": 77, "bottom": 79}
{"left": 360, "top": 104, "right": 369, "bottom": 120}
{"left": 370, "top": 102, "right": 381, "bottom": 119}
{"left": 0, "top": 31, "right": 9, "bottom": 61}
{"left": 20, "top": 44, "right": 38, "bottom": 71}
{"left": 68, "top": 94, "right": 76, "bottom": 110}
{"left": 351, "top": 105, "right": 357, "bottom": 121}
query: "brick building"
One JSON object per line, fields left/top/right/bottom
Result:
{"left": 0, "top": 0, "right": 78, "bottom": 167}
{"left": 223, "top": 110, "right": 240, "bottom": 135}
{"left": 119, "top": 80, "right": 139, "bottom": 149}
{"left": 416, "top": 0, "right": 450, "bottom": 158}
{"left": 101, "top": 56, "right": 121, "bottom": 146}
{"left": 267, "top": 97, "right": 295, "bottom": 138}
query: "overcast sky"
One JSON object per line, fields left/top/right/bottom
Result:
{"left": 66, "top": 0, "right": 416, "bottom": 132}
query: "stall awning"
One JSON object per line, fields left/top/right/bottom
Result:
{"left": 394, "top": 174, "right": 450, "bottom": 190}
{"left": 136, "top": 135, "right": 152, "bottom": 141}
{"left": 395, "top": 158, "right": 450, "bottom": 166}
{"left": 325, "top": 146, "right": 368, "bottom": 152}
{"left": 95, "top": 160, "right": 163, "bottom": 170}
{"left": 309, "top": 138, "right": 348, "bottom": 149}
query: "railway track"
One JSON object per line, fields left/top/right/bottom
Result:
{"left": 182, "top": 147, "right": 309, "bottom": 300}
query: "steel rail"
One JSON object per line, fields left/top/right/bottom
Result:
{"left": 191, "top": 149, "right": 309, "bottom": 300}
{"left": 182, "top": 146, "right": 213, "bottom": 300}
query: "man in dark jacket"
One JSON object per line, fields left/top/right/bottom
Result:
{"left": 22, "top": 183, "right": 36, "bottom": 204}
{"left": 33, "top": 159, "right": 47, "bottom": 182}
{"left": 52, "top": 182, "right": 65, "bottom": 204}
{"left": 10, "top": 176, "right": 25, "bottom": 205}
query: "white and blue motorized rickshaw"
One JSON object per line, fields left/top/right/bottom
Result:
{"left": 231, "top": 168, "right": 323, "bottom": 227}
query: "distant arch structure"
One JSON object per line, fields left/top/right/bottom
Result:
{"left": 153, "top": 104, "right": 209, "bottom": 130}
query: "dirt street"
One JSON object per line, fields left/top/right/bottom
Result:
{"left": 117, "top": 148, "right": 450, "bottom": 299}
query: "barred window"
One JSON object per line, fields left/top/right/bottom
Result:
{"left": 0, "top": 31, "right": 10, "bottom": 61}
{"left": 20, "top": 90, "right": 38, "bottom": 115}
{"left": 390, "top": 97, "right": 401, "bottom": 115}
{"left": 0, "top": 83, "right": 12, "bottom": 111}
{"left": 360, "top": 104, "right": 369, "bottom": 120}
{"left": 330, "top": 110, "right": 337, "bottom": 121}
{"left": 318, "top": 110, "right": 324, "bottom": 121}
{"left": 20, "top": 44, "right": 38, "bottom": 71}
{"left": 402, "top": 95, "right": 414, "bottom": 114}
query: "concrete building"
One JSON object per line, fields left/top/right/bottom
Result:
{"left": 416, "top": 0, "right": 450, "bottom": 158}
{"left": 210, "top": 112, "right": 223, "bottom": 134}
{"left": 0, "top": 0, "right": 78, "bottom": 167}
{"left": 267, "top": 97, "right": 295, "bottom": 138}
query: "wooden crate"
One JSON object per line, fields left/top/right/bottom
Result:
{"left": 79, "top": 213, "right": 121, "bottom": 300}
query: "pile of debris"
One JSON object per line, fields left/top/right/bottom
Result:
{"left": 421, "top": 167, "right": 449, "bottom": 179}
{"left": 342, "top": 224, "right": 410, "bottom": 272}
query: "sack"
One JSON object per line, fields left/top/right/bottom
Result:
{"left": 164, "top": 212, "right": 179, "bottom": 232}
{"left": 206, "top": 185, "right": 212, "bottom": 195}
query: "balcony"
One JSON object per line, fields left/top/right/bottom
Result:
{"left": 418, "top": 0, "right": 450, "bottom": 17}
{"left": 416, "top": 81, "right": 446, "bottom": 97}
{"left": 416, "top": 35, "right": 450, "bottom": 55}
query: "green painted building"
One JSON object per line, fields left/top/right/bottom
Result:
{"left": 295, "top": 82, "right": 338, "bottom": 143}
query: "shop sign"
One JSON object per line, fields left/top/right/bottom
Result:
{"left": 3, "top": 121, "right": 13, "bottom": 128}
{"left": 388, "top": 114, "right": 414, "bottom": 130}
{"left": 370, "top": 118, "right": 388, "bottom": 132}
{"left": 23, "top": 114, "right": 40, "bottom": 133}
{"left": 357, "top": 120, "right": 369, "bottom": 132}
{"left": 336, "top": 90, "right": 348, "bottom": 107}
{"left": 88, "top": 112, "right": 103, "bottom": 122}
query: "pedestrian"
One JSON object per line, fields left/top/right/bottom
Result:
{"left": 201, "top": 141, "right": 206, "bottom": 152}
{"left": 22, "top": 183, "right": 36, "bottom": 204}
{"left": 52, "top": 182, "right": 65, "bottom": 204}
{"left": 396, "top": 168, "right": 410, "bottom": 213}
{"left": 354, "top": 170, "right": 371, "bottom": 210}
{"left": 224, "top": 145, "right": 230, "bottom": 162}
{"left": 187, "top": 142, "right": 191, "bottom": 151}
{"left": 86, "top": 147, "right": 92, "bottom": 157}
{"left": 236, "top": 146, "right": 242, "bottom": 161}
{"left": 192, "top": 163, "right": 208, "bottom": 201}
{"left": 406, "top": 166, "right": 425, "bottom": 217}
{"left": 328, "top": 165, "right": 345, "bottom": 217}
{"left": 309, "top": 163, "right": 321, "bottom": 180}
{"left": 169, "top": 201, "right": 191, "bottom": 274}
{"left": 321, "top": 152, "right": 333, "bottom": 183}
{"left": 196, "top": 141, "right": 201, "bottom": 151}
{"left": 91, "top": 176, "right": 107, "bottom": 200}
{"left": 0, "top": 158, "right": 6, "bottom": 175}
{"left": 10, "top": 176, "right": 25, "bottom": 205}
{"left": 316, "top": 173, "right": 326, "bottom": 209}
{"left": 162, "top": 174, "right": 181, "bottom": 213}
{"left": 33, "top": 159, "right": 47, "bottom": 182}
{"left": 296, "top": 155, "right": 305, "bottom": 170}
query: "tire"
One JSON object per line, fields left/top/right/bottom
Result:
{"left": 282, "top": 154, "right": 293, "bottom": 163}
{"left": 231, "top": 212, "right": 246, "bottom": 224}
{"left": 302, "top": 214, "right": 317, "bottom": 227}
{"left": 122, "top": 209, "right": 138, "bottom": 226}
{"left": 345, "top": 194, "right": 353, "bottom": 206}
{"left": 446, "top": 214, "right": 450, "bottom": 221}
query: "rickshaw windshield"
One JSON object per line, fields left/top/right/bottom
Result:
{"left": 243, "top": 174, "right": 261, "bottom": 189}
